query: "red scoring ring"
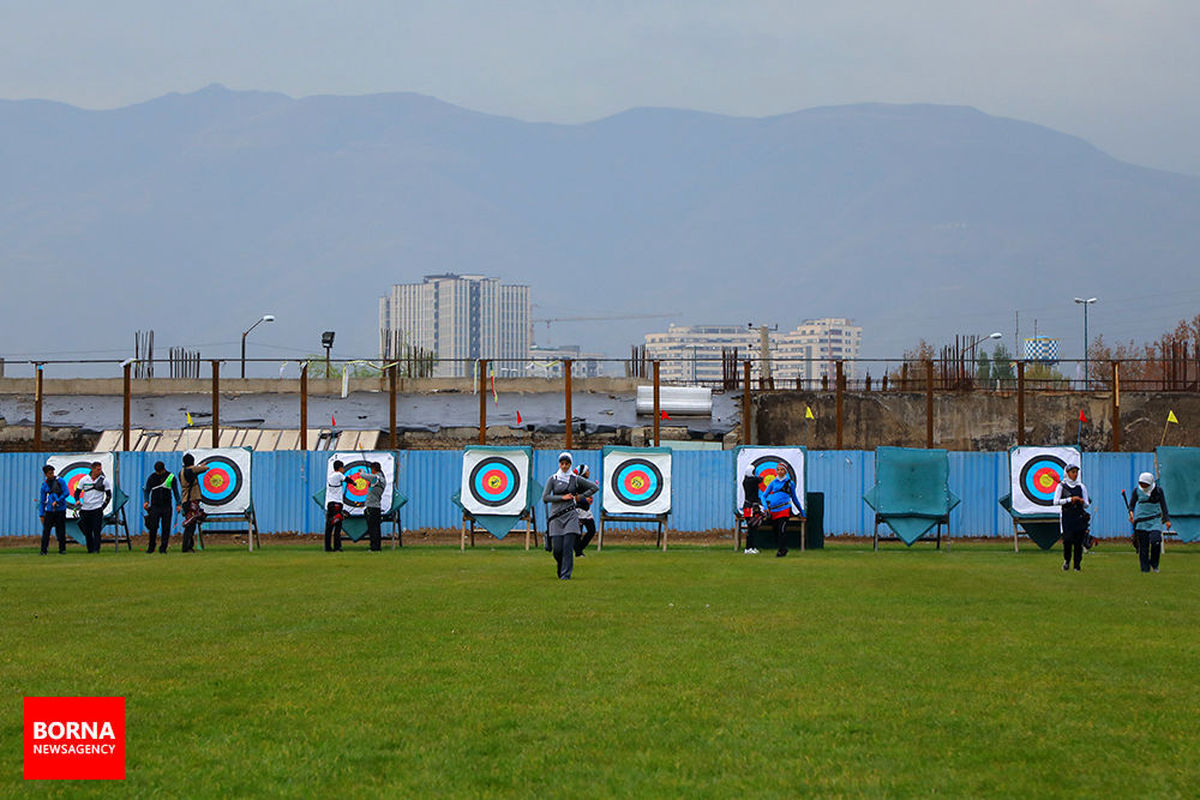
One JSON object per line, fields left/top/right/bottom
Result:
{"left": 623, "top": 471, "right": 650, "bottom": 494}
{"left": 481, "top": 468, "right": 509, "bottom": 495}
{"left": 203, "top": 469, "right": 231, "bottom": 492}
{"left": 1033, "top": 467, "right": 1059, "bottom": 492}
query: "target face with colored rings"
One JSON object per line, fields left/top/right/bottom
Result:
{"left": 1019, "top": 456, "right": 1066, "bottom": 507}
{"left": 198, "top": 455, "right": 244, "bottom": 507}
{"left": 340, "top": 461, "right": 373, "bottom": 508}
{"left": 611, "top": 458, "right": 664, "bottom": 507}
{"left": 750, "top": 456, "right": 795, "bottom": 492}
{"left": 469, "top": 457, "right": 522, "bottom": 508}
{"left": 58, "top": 461, "right": 94, "bottom": 510}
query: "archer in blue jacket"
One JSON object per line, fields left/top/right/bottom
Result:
{"left": 38, "top": 465, "right": 69, "bottom": 555}
{"left": 761, "top": 463, "right": 805, "bottom": 558}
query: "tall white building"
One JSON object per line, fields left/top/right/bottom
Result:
{"left": 641, "top": 318, "right": 862, "bottom": 386}
{"left": 379, "top": 274, "right": 531, "bottom": 378}
{"left": 774, "top": 318, "right": 863, "bottom": 385}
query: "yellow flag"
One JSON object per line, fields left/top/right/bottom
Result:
{"left": 805, "top": 406, "right": 815, "bottom": 420}
{"left": 186, "top": 412, "right": 193, "bottom": 426}
{"left": 1167, "top": 410, "right": 1179, "bottom": 424}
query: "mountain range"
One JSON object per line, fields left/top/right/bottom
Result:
{"left": 2, "top": 84, "right": 1198, "bottom": 374}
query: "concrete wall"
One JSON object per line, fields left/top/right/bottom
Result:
{"left": 756, "top": 391, "right": 1200, "bottom": 451}
{"left": 0, "top": 376, "right": 644, "bottom": 396}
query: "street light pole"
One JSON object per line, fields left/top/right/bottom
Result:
{"left": 966, "top": 332, "right": 1004, "bottom": 382}
{"left": 240, "top": 314, "right": 276, "bottom": 378}
{"left": 1074, "top": 297, "right": 1098, "bottom": 388}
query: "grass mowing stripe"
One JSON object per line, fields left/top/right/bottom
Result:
{"left": 2, "top": 544, "right": 1197, "bottom": 798}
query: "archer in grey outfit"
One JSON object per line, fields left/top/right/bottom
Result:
{"left": 541, "top": 452, "right": 599, "bottom": 580}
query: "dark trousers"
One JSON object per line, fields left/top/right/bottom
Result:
{"left": 1135, "top": 530, "right": 1162, "bottom": 572}
{"left": 79, "top": 509, "right": 104, "bottom": 553}
{"left": 365, "top": 507, "right": 382, "bottom": 551}
{"left": 41, "top": 511, "right": 67, "bottom": 554}
{"left": 325, "top": 502, "right": 344, "bottom": 551}
{"left": 181, "top": 501, "right": 204, "bottom": 552}
{"left": 773, "top": 515, "right": 789, "bottom": 555}
{"left": 576, "top": 518, "right": 596, "bottom": 555}
{"left": 146, "top": 508, "right": 172, "bottom": 553}
{"left": 1062, "top": 538, "right": 1083, "bottom": 569}
{"left": 551, "top": 533, "right": 578, "bottom": 579}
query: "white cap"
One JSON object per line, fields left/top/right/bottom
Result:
{"left": 1138, "top": 472, "right": 1155, "bottom": 485}
{"left": 558, "top": 451, "right": 572, "bottom": 463}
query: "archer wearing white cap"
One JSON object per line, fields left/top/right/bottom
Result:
{"left": 1128, "top": 472, "right": 1171, "bottom": 573}
{"left": 541, "top": 452, "right": 598, "bottom": 580}
{"left": 1052, "top": 463, "right": 1090, "bottom": 572}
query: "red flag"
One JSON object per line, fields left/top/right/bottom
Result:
{"left": 1079, "top": 410, "right": 1088, "bottom": 423}
{"left": 331, "top": 414, "right": 336, "bottom": 427}
{"left": 516, "top": 410, "right": 523, "bottom": 425}
{"left": 660, "top": 409, "right": 671, "bottom": 420}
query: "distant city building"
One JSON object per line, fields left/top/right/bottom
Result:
{"left": 379, "top": 274, "right": 530, "bottom": 378}
{"left": 528, "top": 344, "right": 604, "bottom": 378}
{"left": 641, "top": 318, "right": 862, "bottom": 386}
{"left": 1023, "top": 337, "right": 1060, "bottom": 363}
{"left": 643, "top": 324, "right": 767, "bottom": 384}
{"left": 775, "top": 318, "right": 863, "bottom": 385}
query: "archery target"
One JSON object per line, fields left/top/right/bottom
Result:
{"left": 462, "top": 448, "right": 530, "bottom": 516}
{"left": 329, "top": 452, "right": 396, "bottom": 515}
{"left": 187, "top": 448, "right": 252, "bottom": 513}
{"left": 1010, "top": 446, "right": 1079, "bottom": 516}
{"left": 602, "top": 448, "right": 672, "bottom": 515}
{"left": 735, "top": 447, "right": 806, "bottom": 510}
{"left": 47, "top": 453, "right": 116, "bottom": 518}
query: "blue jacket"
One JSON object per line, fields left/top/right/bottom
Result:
{"left": 761, "top": 477, "right": 804, "bottom": 517}
{"left": 39, "top": 477, "right": 69, "bottom": 515}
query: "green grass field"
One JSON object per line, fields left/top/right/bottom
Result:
{"left": 4, "top": 541, "right": 1198, "bottom": 798}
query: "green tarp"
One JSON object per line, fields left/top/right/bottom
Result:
{"left": 1157, "top": 447, "right": 1200, "bottom": 543}
{"left": 863, "top": 447, "right": 960, "bottom": 545}
{"left": 997, "top": 493, "right": 1062, "bottom": 550}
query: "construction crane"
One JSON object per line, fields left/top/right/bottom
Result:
{"left": 532, "top": 312, "right": 677, "bottom": 343}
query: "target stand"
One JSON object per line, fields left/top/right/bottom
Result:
{"left": 597, "top": 512, "right": 671, "bottom": 551}
{"left": 71, "top": 487, "right": 132, "bottom": 552}
{"left": 48, "top": 454, "right": 131, "bottom": 552}
{"left": 450, "top": 486, "right": 541, "bottom": 551}
{"left": 195, "top": 506, "right": 261, "bottom": 552}
{"left": 187, "top": 448, "right": 260, "bottom": 551}
{"left": 599, "top": 446, "right": 673, "bottom": 551}
{"left": 1003, "top": 446, "right": 1080, "bottom": 552}
{"left": 871, "top": 514, "right": 948, "bottom": 551}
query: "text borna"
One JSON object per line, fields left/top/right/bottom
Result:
{"left": 32, "top": 720, "right": 117, "bottom": 740}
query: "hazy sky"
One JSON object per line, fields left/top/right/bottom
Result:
{"left": 3, "top": 1, "right": 1199, "bottom": 175}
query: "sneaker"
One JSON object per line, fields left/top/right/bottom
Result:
{"left": 1152, "top": 567, "right": 1160, "bottom": 573}
{"left": 1073, "top": 566, "right": 1081, "bottom": 572}
{"left": 1062, "top": 561, "right": 1070, "bottom": 571}
{"left": 745, "top": 548, "right": 758, "bottom": 554}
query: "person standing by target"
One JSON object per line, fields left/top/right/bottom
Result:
{"left": 742, "top": 464, "right": 764, "bottom": 555}
{"left": 177, "top": 454, "right": 210, "bottom": 553}
{"left": 38, "top": 465, "right": 69, "bottom": 555}
{"left": 364, "top": 461, "right": 387, "bottom": 552}
{"left": 761, "top": 461, "right": 805, "bottom": 558}
{"left": 74, "top": 461, "right": 111, "bottom": 553}
{"left": 542, "top": 452, "right": 598, "bottom": 579}
{"left": 143, "top": 461, "right": 180, "bottom": 554}
{"left": 1052, "top": 462, "right": 1090, "bottom": 572}
{"left": 1128, "top": 472, "right": 1171, "bottom": 573}
{"left": 325, "top": 460, "right": 348, "bottom": 552}
{"left": 573, "top": 463, "right": 597, "bottom": 558}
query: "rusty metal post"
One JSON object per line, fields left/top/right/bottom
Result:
{"left": 1111, "top": 360, "right": 1121, "bottom": 451}
{"left": 210, "top": 360, "right": 220, "bottom": 447}
{"left": 123, "top": 361, "right": 132, "bottom": 451}
{"left": 564, "top": 359, "right": 573, "bottom": 449}
{"left": 1016, "top": 360, "right": 1026, "bottom": 446}
{"left": 742, "top": 360, "right": 751, "bottom": 445}
{"left": 924, "top": 359, "right": 934, "bottom": 448}
{"left": 478, "top": 359, "right": 488, "bottom": 445}
{"left": 835, "top": 360, "right": 844, "bottom": 449}
{"left": 299, "top": 363, "right": 308, "bottom": 449}
{"left": 388, "top": 363, "right": 397, "bottom": 450}
{"left": 653, "top": 360, "right": 661, "bottom": 447}
{"left": 34, "top": 364, "right": 44, "bottom": 451}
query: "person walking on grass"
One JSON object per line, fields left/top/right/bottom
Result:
{"left": 143, "top": 461, "right": 180, "bottom": 554}
{"left": 760, "top": 462, "right": 805, "bottom": 558}
{"left": 177, "top": 454, "right": 210, "bottom": 553}
{"left": 38, "top": 465, "right": 69, "bottom": 555}
{"left": 1053, "top": 462, "right": 1090, "bottom": 572}
{"left": 74, "top": 461, "right": 111, "bottom": 553}
{"left": 1128, "top": 472, "right": 1171, "bottom": 573}
{"left": 364, "top": 461, "right": 387, "bottom": 552}
{"left": 542, "top": 452, "right": 598, "bottom": 580}
{"left": 325, "top": 460, "right": 348, "bottom": 552}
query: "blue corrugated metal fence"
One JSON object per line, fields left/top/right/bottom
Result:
{"left": 0, "top": 450, "right": 1158, "bottom": 538}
